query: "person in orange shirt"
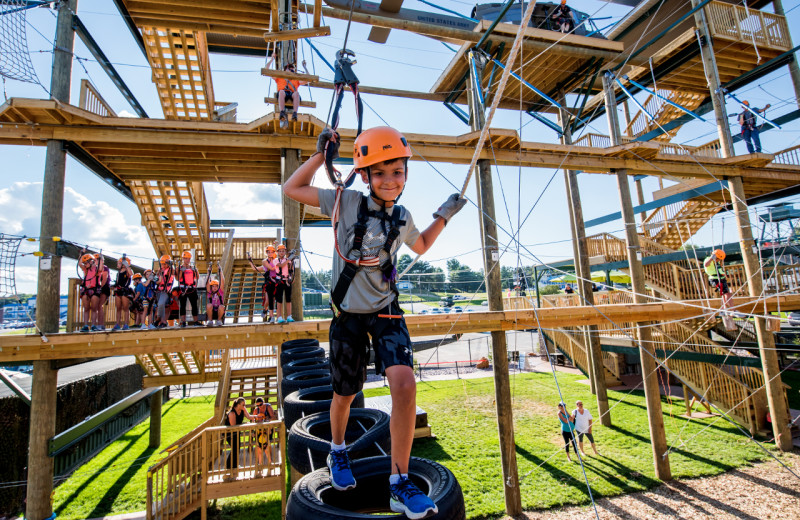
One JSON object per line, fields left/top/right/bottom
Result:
{"left": 276, "top": 61, "right": 308, "bottom": 126}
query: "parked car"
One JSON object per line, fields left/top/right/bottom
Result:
{"left": 453, "top": 295, "right": 466, "bottom": 300}
{"left": 788, "top": 311, "right": 800, "bottom": 327}
{"left": 430, "top": 307, "right": 445, "bottom": 314}
{"left": 419, "top": 309, "right": 430, "bottom": 315}
{"left": 450, "top": 306, "right": 464, "bottom": 313}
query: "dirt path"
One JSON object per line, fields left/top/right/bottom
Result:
{"left": 504, "top": 453, "right": 800, "bottom": 520}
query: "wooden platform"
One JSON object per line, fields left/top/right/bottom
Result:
{"left": 2, "top": 99, "right": 800, "bottom": 190}
{"left": 364, "top": 394, "right": 432, "bottom": 438}
{"left": 1, "top": 294, "right": 799, "bottom": 363}
{"left": 431, "top": 21, "right": 623, "bottom": 111}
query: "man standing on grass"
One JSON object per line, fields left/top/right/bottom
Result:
{"left": 572, "top": 400, "right": 599, "bottom": 456}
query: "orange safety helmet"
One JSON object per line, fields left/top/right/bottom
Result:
{"left": 80, "top": 253, "right": 94, "bottom": 264}
{"left": 714, "top": 249, "right": 726, "bottom": 260}
{"left": 265, "top": 245, "right": 276, "bottom": 252}
{"left": 132, "top": 273, "right": 142, "bottom": 281}
{"left": 208, "top": 279, "right": 220, "bottom": 288}
{"left": 742, "top": 100, "right": 750, "bottom": 106}
{"left": 181, "top": 250, "right": 192, "bottom": 260}
{"left": 144, "top": 269, "right": 153, "bottom": 277}
{"left": 93, "top": 253, "right": 102, "bottom": 260}
{"left": 159, "top": 254, "right": 171, "bottom": 265}
{"left": 277, "top": 244, "right": 286, "bottom": 251}
{"left": 353, "top": 127, "right": 412, "bottom": 170}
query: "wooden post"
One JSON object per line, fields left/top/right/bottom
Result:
{"left": 729, "top": 177, "right": 792, "bottom": 450}
{"left": 635, "top": 179, "right": 647, "bottom": 225}
{"left": 603, "top": 73, "right": 671, "bottom": 480}
{"left": 469, "top": 51, "right": 522, "bottom": 516}
{"left": 772, "top": 0, "right": 800, "bottom": 109}
{"left": 150, "top": 388, "right": 163, "bottom": 448}
{"left": 691, "top": 0, "right": 735, "bottom": 157}
{"left": 683, "top": 384, "right": 692, "bottom": 417}
{"left": 282, "top": 148, "right": 303, "bottom": 320}
{"left": 27, "top": 2, "right": 77, "bottom": 518}
{"left": 558, "top": 103, "right": 610, "bottom": 425}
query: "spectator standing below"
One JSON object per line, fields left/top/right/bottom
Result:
{"left": 552, "top": 0, "right": 574, "bottom": 33}
{"left": 564, "top": 284, "right": 574, "bottom": 294}
{"left": 252, "top": 397, "right": 277, "bottom": 466}
{"left": 738, "top": 100, "right": 770, "bottom": 153}
{"left": 223, "top": 397, "right": 255, "bottom": 482}
{"left": 275, "top": 61, "right": 309, "bottom": 128}
{"left": 572, "top": 400, "right": 599, "bottom": 456}
{"left": 557, "top": 403, "right": 578, "bottom": 461}
{"left": 283, "top": 126, "right": 466, "bottom": 519}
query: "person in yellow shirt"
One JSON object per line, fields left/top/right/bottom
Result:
{"left": 275, "top": 61, "right": 308, "bottom": 126}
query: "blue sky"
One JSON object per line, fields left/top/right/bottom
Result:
{"left": 2, "top": 0, "right": 800, "bottom": 294}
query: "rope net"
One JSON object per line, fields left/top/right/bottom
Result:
{"left": 0, "top": 0, "right": 42, "bottom": 85}
{"left": 0, "top": 234, "right": 22, "bottom": 298}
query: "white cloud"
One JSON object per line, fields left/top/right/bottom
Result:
{"left": 205, "top": 182, "right": 283, "bottom": 220}
{"left": 0, "top": 182, "right": 154, "bottom": 294}
{"left": 117, "top": 110, "right": 137, "bottom": 118}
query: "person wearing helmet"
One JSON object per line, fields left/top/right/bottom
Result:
{"left": 275, "top": 61, "right": 309, "bottom": 128}
{"left": 248, "top": 245, "right": 279, "bottom": 323}
{"left": 77, "top": 252, "right": 100, "bottom": 332}
{"left": 274, "top": 243, "right": 295, "bottom": 323}
{"left": 91, "top": 253, "right": 111, "bottom": 331}
{"left": 283, "top": 126, "right": 466, "bottom": 518}
{"left": 551, "top": 0, "right": 574, "bottom": 33}
{"left": 131, "top": 272, "right": 146, "bottom": 328}
{"left": 738, "top": 100, "right": 770, "bottom": 154}
{"left": 178, "top": 250, "right": 201, "bottom": 327}
{"left": 152, "top": 255, "right": 175, "bottom": 329}
{"left": 205, "top": 262, "right": 225, "bottom": 327}
{"left": 704, "top": 249, "right": 732, "bottom": 309}
{"left": 112, "top": 256, "right": 134, "bottom": 331}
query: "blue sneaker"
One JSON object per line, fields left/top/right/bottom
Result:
{"left": 286, "top": 316, "right": 294, "bottom": 323}
{"left": 326, "top": 449, "right": 356, "bottom": 491}
{"left": 389, "top": 476, "right": 438, "bottom": 519}
{"left": 122, "top": 324, "right": 130, "bottom": 331}
{"left": 80, "top": 325, "right": 90, "bottom": 332}
{"left": 112, "top": 324, "right": 121, "bottom": 331}
{"left": 276, "top": 317, "right": 286, "bottom": 324}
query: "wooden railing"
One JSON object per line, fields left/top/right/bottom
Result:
{"left": 657, "top": 139, "right": 722, "bottom": 159}
{"left": 706, "top": 1, "right": 792, "bottom": 51}
{"left": 772, "top": 145, "right": 800, "bottom": 166}
{"left": 146, "top": 420, "right": 285, "bottom": 520}
{"left": 78, "top": 79, "right": 116, "bottom": 117}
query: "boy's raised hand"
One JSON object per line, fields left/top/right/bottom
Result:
{"left": 433, "top": 193, "right": 468, "bottom": 224}
{"left": 317, "top": 128, "right": 340, "bottom": 159}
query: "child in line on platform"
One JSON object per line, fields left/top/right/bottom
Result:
{"left": 283, "top": 126, "right": 466, "bottom": 519}
{"left": 152, "top": 255, "right": 175, "bottom": 329}
{"left": 131, "top": 273, "right": 147, "bottom": 328}
{"left": 247, "top": 246, "right": 279, "bottom": 323}
{"left": 206, "top": 262, "right": 226, "bottom": 327}
{"left": 275, "top": 244, "right": 294, "bottom": 323}
{"left": 112, "top": 256, "right": 134, "bottom": 331}
{"left": 178, "top": 250, "right": 201, "bottom": 327}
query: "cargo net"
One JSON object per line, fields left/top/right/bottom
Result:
{"left": 0, "top": 234, "right": 22, "bottom": 298}
{"left": 0, "top": 0, "right": 42, "bottom": 85}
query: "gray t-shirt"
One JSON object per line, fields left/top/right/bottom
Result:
{"left": 319, "top": 188, "right": 420, "bottom": 314}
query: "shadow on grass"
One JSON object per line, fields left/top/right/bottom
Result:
{"left": 579, "top": 457, "right": 658, "bottom": 492}
{"left": 55, "top": 428, "right": 148, "bottom": 515}
{"left": 412, "top": 436, "right": 454, "bottom": 462}
{"left": 607, "top": 425, "right": 734, "bottom": 472}
{"left": 515, "top": 445, "right": 594, "bottom": 497}
{"left": 86, "top": 445, "right": 158, "bottom": 519}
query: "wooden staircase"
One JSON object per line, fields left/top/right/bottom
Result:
{"left": 147, "top": 348, "right": 285, "bottom": 520}
{"left": 228, "top": 261, "right": 266, "bottom": 324}
{"left": 624, "top": 88, "right": 705, "bottom": 141}
{"left": 639, "top": 198, "right": 723, "bottom": 251}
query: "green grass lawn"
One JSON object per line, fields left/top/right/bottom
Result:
{"left": 52, "top": 372, "right": 785, "bottom": 519}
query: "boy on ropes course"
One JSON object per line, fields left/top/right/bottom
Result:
{"left": 274, "top": 243, "right": 295, "bottom": 323}
{"left": 178, "top": 250, "right": 201, "bottom": 327}
{"left": 130, "top": 272, "right": 146, "bottom": 328}
{"left": 284, "top": 126, "right": 466, "bottom": 519}
{"left": 275, "top": 61, "right": 309, "bottom": 128}
{"left": 247, "top": 245, "right": 279, "bottom": 323}
{"left": 738, "top": 100, "right": 771, "bottom": 154}
{"left": 112, "top": 255, "right": 134, "bottom": 331}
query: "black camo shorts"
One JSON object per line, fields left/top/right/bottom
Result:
{"left": 329, "top": 303, "right": 413, "bottom": 396}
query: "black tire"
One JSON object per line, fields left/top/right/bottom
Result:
{"left": 284, "top": 357, "right": 330, "bottom": 376}
{"left": 282, "top": 369, "right": 332, "bottom": 398}
{"left": 284, "top": 385, "right": 364, "bottom": 429}
{"left": 287, "top": 456, "right": 465, "bottom": 520}
{"left": 281, "top": 345, "right": 325, "bottom": 366}
{"left": 288, "top": 409, "right": 391, "bottom": 474}
{"left": 282, "top": 338, "right": 320, "bottom": 350}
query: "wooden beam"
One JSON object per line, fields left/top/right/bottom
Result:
{"left": 259, "top": 69, "right": 319, "bottom": 82}
{"left": 263, "top": 26, "right": 330, "bottom": 42}
{"left": 263, "top": 97, "right": 317, "bottom": 108}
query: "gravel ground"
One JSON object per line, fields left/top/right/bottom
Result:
{"left": 504, "top": 453, "right": 800, "bottom": 520}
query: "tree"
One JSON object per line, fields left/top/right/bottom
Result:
{"left": 447, "top": 259, "right": 483, "bottom": 293}
{"left": 397, "top": 254, "right": 445, "bottom": 292}
{"left": 301, "top": 269, "right": 331, "bottom": 291}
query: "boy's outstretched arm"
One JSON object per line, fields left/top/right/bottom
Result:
{"left": 283, "top": 129, "right": 339, "bottom": 207}
{"left": 410, "top": 194, "right": 467, "bottom": 254}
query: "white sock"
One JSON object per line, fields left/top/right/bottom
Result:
{"left": 389, "top": 473, "right": 408, "bottom": 485}
{"left": 330, "top": 441, "right": 346, "bottom": 452}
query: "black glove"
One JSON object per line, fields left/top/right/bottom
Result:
{"left": 317, "top": 128, "right": 340, "bottom": 158}
{"left": 433, "top": 193, "right": 468, "bottom": 224}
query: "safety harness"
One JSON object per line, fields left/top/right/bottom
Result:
{"left": 179, "top": 264, "right": 199, "bottom": 294}
{"left": 330, "top": 194, "right": 406, "bottom": 316}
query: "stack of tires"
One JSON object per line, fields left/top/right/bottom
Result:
{"left": 282, "top": 342, "right": 465, "bottom": 519}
